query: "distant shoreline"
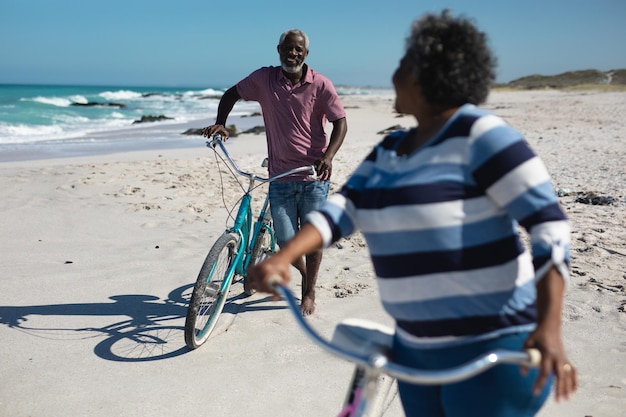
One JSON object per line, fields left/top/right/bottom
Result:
{"left": 1, "top": 85, "right": 623, "bottom": 164}
{"left": 3, "top": 68, "right": 625, "bottom": 91}
{"left": 492, "top": 84, "right": 626, "bottom": 92}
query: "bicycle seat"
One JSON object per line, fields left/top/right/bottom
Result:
{"left": 331, "top": 318, "right": 394, "bottom": 358}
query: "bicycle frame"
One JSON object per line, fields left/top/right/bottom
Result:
{"left": 207, "top": 137, "right": 315, "bottom": 290}
{"left": 184, "top": 136, "right": 318, "bottom": 350}
{"left": 226, "top": 190, "right": 274, "bottom": 278}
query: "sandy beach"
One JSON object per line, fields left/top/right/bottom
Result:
{"left": 1, "top": 90, "right": 624, "bottom": 416}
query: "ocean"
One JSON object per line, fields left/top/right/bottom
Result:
{"left": 0, "top": 83, "right": 390, "bottom": 161}
{"left": 0, "top": 84, "right": 242, "bottom": 143}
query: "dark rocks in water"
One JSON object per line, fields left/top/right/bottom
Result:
{"left": 182, "top": 123, "right": 265, "bottom": 136}
{"left": 226, "top": 125, "right": 239, "bottom": 138}
{"left": 181, "top": 124, "right": 239, "bottom": 136}
{"left": 72, "top": 101, "right": 126, "bottom": 108}
{"left": 242, "top": 125, "right": 265, "bottom": 135}
{"left": 133, "top": 115, "right": 173, "bottom": 124}
{"left": 224, "top": 125, "right": 239, "bottom": 137}
{"left": 182, "top": 128, "right": 203, "bottom": 136}
{"left": 377, "top": 125, "right": 404, "bottom": 135}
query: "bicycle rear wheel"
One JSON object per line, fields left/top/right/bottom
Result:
{"left": 185, "top": 232, "right": 240, "bottom": 349}
{"left": 244, "top": 219, "right": 274, "bottom": 296}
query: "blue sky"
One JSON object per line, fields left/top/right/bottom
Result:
{"left": 1, "top": 0, "right": 625, "bottom": 88}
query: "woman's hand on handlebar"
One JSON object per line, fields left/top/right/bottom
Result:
{"left": 247, "top": 255, "right": 292, "bottom": 300}
{"left": 202, "top": 124, "right": 230, "bottom": 140}
{"left": 524, "top": 266, "right": 577, "bottom": 402}
{"left": 523, "top": 327, "right": 577, "bottom": 403}
{"left": 248, "top": 224, "right": 325, "bottom": 299}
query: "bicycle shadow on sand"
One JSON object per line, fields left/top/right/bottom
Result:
{"left": 0, "top": 281, "right": 294, "bottom": 362}
{"left": 0, "top": 284, "right": 194, "bottom": 363}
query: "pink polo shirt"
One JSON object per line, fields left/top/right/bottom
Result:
{"left": 236, "top": 65, "right": 346, "bottom": 180}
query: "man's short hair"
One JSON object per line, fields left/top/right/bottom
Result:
{"left": 279, "top": 29, "right": 309, "bottom": 51}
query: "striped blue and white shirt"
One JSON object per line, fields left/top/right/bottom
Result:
{"left": 307, "top": 104, "right": 570, "bottom": 348}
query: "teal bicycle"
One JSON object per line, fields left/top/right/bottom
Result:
{"left": 184, "top": 135, "right": 316, "bottom": 349}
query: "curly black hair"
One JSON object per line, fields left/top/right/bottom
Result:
{"left": 405, "top": 10, "right": 497, "bottom": 107}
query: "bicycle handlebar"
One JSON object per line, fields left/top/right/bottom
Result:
{"left": 269, "top": 276, "right": 541, "bottom": 385}
{"left": 207, "top": 135, "right": 317, "bottom": 183}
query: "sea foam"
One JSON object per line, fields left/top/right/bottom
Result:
{"left": 29, "top": 96, "right": 72, "bottom": 107}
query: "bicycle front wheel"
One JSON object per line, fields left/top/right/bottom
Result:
{"left": 185, "top": 232, "right": 240, "bottom": 349}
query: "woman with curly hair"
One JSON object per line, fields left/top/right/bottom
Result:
{"left": 250, "top": 10, "right": 576, "bottom": 416}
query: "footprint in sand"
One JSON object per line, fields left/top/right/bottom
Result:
{"left": 117, "top": 185, "right": 144, "bottom": 196}
{"left": 332, "top": 281, "right": 371, "bottom": 298}
{"left": 141, "top": 222, "right": 163, "bottom": 229}
{"left": 134, "top": 203, "right": 161, "bottom": 211}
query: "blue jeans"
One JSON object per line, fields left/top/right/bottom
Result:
{"left": 393, "top": 332, "right": 552, "bottom": 417}
{"left": 268, "top": 181, "right": 330, "bottom": 247}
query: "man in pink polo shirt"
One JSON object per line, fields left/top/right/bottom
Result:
{"left": 202, "top": 28, "right": 347, "bottom": 315}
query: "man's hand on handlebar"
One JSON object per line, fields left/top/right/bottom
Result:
{"left": 314, "top": 156, "right": 333, "bottom": 181}
{"left": 202, "top": 124, "right": 230, "bottom": 140}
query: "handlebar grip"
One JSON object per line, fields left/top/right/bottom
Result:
{"left": 267, "top": 275, "right": 284, "bottom": 290}
{"left": 212, "top": 134, "right": 223, "bottom": 145}
{"left": 207, "top": 134, "right": 224, "bottom": 149}
{"left": 525, "top": 348, "right": 542, "bottom": 367}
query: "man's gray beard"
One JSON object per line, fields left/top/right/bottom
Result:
{"left": 281, "top": 62, "right": 303, "bottom": 74}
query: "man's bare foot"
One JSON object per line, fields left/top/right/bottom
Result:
{"left": 301, "top": 296, "right": 316, "bottom": 316}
